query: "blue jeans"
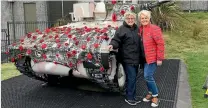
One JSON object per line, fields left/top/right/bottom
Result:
{"left": 123, "top": 63, "right": 138, "bottom": 100}
{"left": 144, "top": 63, "right": 158, "bottom": 97}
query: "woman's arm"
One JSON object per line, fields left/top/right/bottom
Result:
{"left": 152, "top": 26, "right": 165, "bottom": 61}
{"left": 109, "top": 27, "right": 122, "bottom": 49}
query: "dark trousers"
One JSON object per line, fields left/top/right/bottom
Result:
{"left": 123, "top": 63, "right": 138, "bottom": 100}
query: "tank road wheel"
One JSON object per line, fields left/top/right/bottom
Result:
{"left": 116, "top": 63, "right": 126, "bottom": 94}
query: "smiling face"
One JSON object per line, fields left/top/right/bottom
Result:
{"left": 125, "top": 15, "right": 136, "bottom": 26}
{"left": 140, "top": 13, "right": 150, "bottom": 26}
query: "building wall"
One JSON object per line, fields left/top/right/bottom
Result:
{"left": 1, "top": 1, "right": 12, "bottom": 29}
{"left": 1, "top": 1, "right": 48, "bottom": 39}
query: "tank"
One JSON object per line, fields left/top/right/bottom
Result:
{"left": 7, "top": 0, "right": 170, "bottom": 93}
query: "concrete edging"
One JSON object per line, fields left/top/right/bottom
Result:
{"left": 176, "top": 60, "right": 192, "bottom": 108}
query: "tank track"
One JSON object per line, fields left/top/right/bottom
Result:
{"left": 15, "top": 57, "right": 48, "bottom": 82}
{"left": 15, "top": 57, "right": 124, "bottom": 93}
{"left": 88, "top": 72, "right": 123, "bottom": 93}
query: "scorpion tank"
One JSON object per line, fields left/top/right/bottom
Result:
{"left": 7, "top": 0, "right": 170, "bottom": 93}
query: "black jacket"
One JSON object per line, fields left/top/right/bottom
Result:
{"left": 110, "top": 21, "right": 142, "bottom": 65}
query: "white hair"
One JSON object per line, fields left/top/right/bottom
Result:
{"left": 124, "top": 11, "right": 136, "bottom": 19}
{"left": 138, "top": 10, "right": 151, "bottom": 19}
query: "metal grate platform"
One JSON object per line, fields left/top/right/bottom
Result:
{"left": 1, "top": 59, "right": 180, "bottom": 108}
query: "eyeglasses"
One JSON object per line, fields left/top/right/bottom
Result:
{"left": 126, "top": 18, "right": 135, "bottom": 20}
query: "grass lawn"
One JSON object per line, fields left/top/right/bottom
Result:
{"left": 1, "top": 63, "right": 21, "bottom": 80}
{"left": 1, "top": 12, "right": 208, "bottom": 108}
{"left": 185, "top": 50, "right": 208, "bottom": 108}
{"left": 164, "top": 12, "right": 208, "bottom": 108}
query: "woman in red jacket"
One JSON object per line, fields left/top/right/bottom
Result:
{"left": 138, "top": 10, "right": 165, "bottom": 107}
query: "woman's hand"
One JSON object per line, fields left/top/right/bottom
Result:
{"left": 107, "top": 45, "right": 113, "bottom": 51}
{"left": 157, "top": 60, "right": 162, "bottom": 66}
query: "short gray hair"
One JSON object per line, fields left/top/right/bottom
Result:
{"left": 124, "top": 11, "right": 136, "bottom": 19}
{"left": 138, "top": 10, "right": 151, "bottom": 19}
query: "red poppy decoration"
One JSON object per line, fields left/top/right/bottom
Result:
{"left": 85, "top": 28, "right": 91, "bottom": 32}
{"left": 54, "top": 34, "right": 59, "bottom": 39}
{"left": 33, "top": 59, "right": 38, "bottom": 63}
{"left": 5, "top": 51, "right": 9, "bottom": 55}
{"left": 81, "top": 44, "right": 86, "bottom": 50}
{"left": 75, "top": 28, "right": 80, "bottom": 31}
{"left": 100, "top": 67, "right": 105, "bottom": 72}
{"left": 12, "top": 43, "right": 16, "bottom": 46}
{"left": 73, "top": 37, "right": 77, "bottom": 41}
{"left": 101, "top": 29, "right": 107, "bottom": 33}
{"left": 42, "top": 54, "right": 47, "bottom": 59}
{"left": 86, "top": 37, "right": 91, "bottom": 42}
{"left": 96, "top": 36, "right": 100, "bottom": 40}
{"left": 95, "top": 28, "right": 100, "bottom": 33}
{"left": 11, "top": 57, "right": 15, "bottom": 62}
{"left": 49, "top": 35, "right": 53, "bottom": 38}
{"left": 72, "top": 50, "right": 77, "bottom": 55}
{"left": 77, "top": 60, "right": 82, "bottom": 64}
{"left": 69, "top": 62, "right": 73, "bottom": 68}
{"left": 39, "top": 39, "right": 44, "bottom": 43}
{"left": 67, "top": 27, "right": 71, "bottom": 32}
{"left": 20, "top": 39, "right": 24, "bottom": 43}
{"left": 120, "top": 9, "right": 126, "bottom": 15}
{"left": 66, "top": 51, "right": 72, "bottom": 58}
{"left": 42, "top": 34, "right": 46, "bottom": 38}
{"left": 87, "top": 53, "right": 93, "bottom": 60}
{"left": 101, "top": 36, "right": 106, "bottom": 39}
{"left": 105, "top": 36, "right": 109, "bottom": 40}
{"left": 56, "top": 54, "right": 59, "bottom": 57}
{"left": 61, "top": 28, "right": 65, "bottom": 31}
{"left": 45, "top": 28, "right": 50, "bottom": 34}
{"left": 51, "top": 27, "right": 56, "bottom": 31}
{"left": 112, "top": 13, "right": 117, "bottom": 22}
{"left": 130, "top": 5, "right": 135, "bottom": 11}
{"left": 27, "top": 33, "right": 32, "bottom": 38}
{"left": 68, "top": 34, "right": 72, "bottom": 38}
{"left": 38, "top": 31, "right": 42, "bottom": 34}
{"left": 64, "top": 31, "right": 69, "bottom": 35}
{"left": 36, "top": 29, "right": 40, "bottom": 33}
{"left": 75, "top": 41, "right": 79, "bottom": 46}
{"left": 53, "top": 61, "right": 58, "bottom": 64}
{"left": 32, "top": 36, "right": 37, "bottom": 40}
{"left": 94, "top": 43, "right": 99, "bottom": 48}
{"left": 102, "top": 36, "right": 109, "bottom": 40}
{"left": 111, "top": 0, "right": 116, "bottom": 5}
{"left": 26, "top": 49, "right": 32, "bottom": 55}
{"left": 84, "top": 26, "right": 87, "bottom": 29}
{"left": 64, "top": 43, "right": 69, "bottom": 46}
{"left": 17, "top": 54, "right": 22, "bottom": 59}
{"left": 41, "top": 44, "right": 47, "bottom": 49}
{"left": 56, "top": 38, "right": 60, "bottom": 43}
{"left": 57, "top": 43, "right": 61, "bottom": 48}
{"left": 64, "top": 63, "right": 67, "bottom": 66}
{"left": 19, "top": 45, "right": 24, "bottom": 51}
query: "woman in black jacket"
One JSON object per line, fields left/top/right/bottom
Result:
{"left": 108, "top": 12, "right": 142, "bottom": 106}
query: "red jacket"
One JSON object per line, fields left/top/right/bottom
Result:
{"left": 139, "top": 24, "right": 165, "bottom": 64}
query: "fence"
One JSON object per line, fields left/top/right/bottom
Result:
{"left": 1, "top": 21, "right": 62, "bottom": 63}
{"left": 1, "top": 29, "right": 10, "bottom": 63}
